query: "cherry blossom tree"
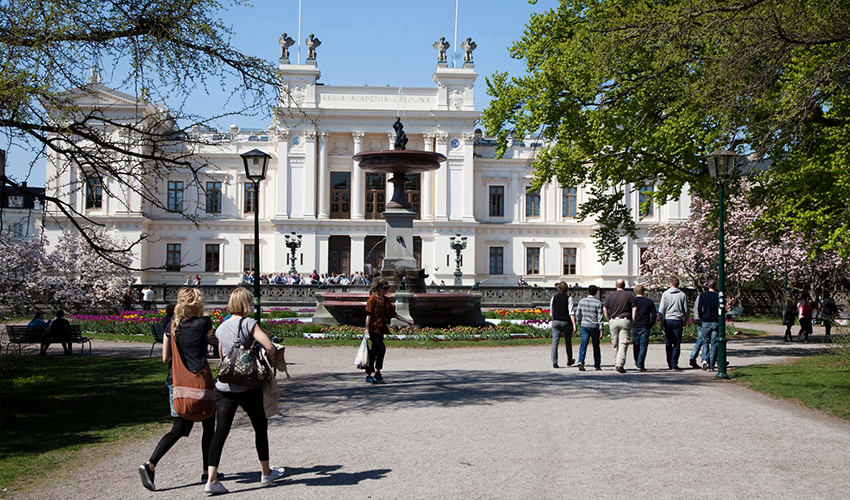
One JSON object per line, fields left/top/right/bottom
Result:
{"left": 0, "top": 228, "right": 131, "bottom": 316}
{"left": 641, "top": 193, "right": 850, "bottom": 304}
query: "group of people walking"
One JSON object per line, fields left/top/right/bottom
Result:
{"left": 139, "top": 287, "right": 284, "bottom": 495}
{"left": 549, "top": 277, "right": 724, "bottom": 372}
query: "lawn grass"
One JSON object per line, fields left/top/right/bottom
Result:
{"left": 731, "top": 354, "right": 850, "bottom": 421}
{"left": 0, "top": 355, "right": 171, "bottom": 494}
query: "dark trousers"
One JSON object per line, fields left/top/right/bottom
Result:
{"left": 631, "top": 328, "right": 650, "bottom": 369}
{"left": 367, "top": 333, "right": 386, "bottom": 374}
{"left": 207, "top": 388, "right": 269, "bottom": 468}
{"left": 664, "top": 319, "right": 684, "bottom": 369}
{"left": 799, "top": 318, "right": 812, "bottom": 341}
{"left": 149, "top": 416, "right": 215, "bottom": 469}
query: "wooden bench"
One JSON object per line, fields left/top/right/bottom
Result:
{"left": 149, "top": 323, "right": 165, "bottom": 357}
{"left": 726, "top": 306, "right": 744, "bottom": 321}
{"left": 5, "top": 325, "right": 49, "bottom": 355}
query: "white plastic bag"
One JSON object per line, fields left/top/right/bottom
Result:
{"left": 354, "top": 334, "right": 370, "bottom": 370}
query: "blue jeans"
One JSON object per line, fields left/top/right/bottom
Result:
{"left": 631, "top": 328, "right": 650, "bottom": 369}
{"left": 702, "top": 322, "right": 720, "bottom": 369}
{"left": 664, "top": 319, "right": 684, "bottom": 369}
{"left": 579, "top": 326, "right": 601, "bottom": 368}
{"left": 690, "top": 323, "right": 709, "bottom": 362}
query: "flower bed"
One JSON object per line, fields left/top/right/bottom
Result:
{"left": 484, "top": 308, "right": 550, "bottom": 320}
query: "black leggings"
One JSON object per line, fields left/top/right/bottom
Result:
{"left": 207, "top": 388, "right": 269, "bottom": 468}
{"left": 149, "top": 416, "right": 215, "bottom": 468}
{"left": 367, "top": 333, "right": 386, "bottom": 374}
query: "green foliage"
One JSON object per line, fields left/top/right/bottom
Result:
{"left": 483, "top": 0, "right": 850, "bottom": 261}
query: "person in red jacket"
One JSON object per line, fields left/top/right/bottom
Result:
{"left": 797, "top": 292, "right": 813, "bottom": 343}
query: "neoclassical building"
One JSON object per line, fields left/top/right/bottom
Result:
{"left": 42, "top": 47, "right": 691, "bottom": 287}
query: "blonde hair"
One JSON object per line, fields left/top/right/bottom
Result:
{"left": 227, "top": 287, "right": 254, "bottom": 318}
{"left": 173, "top": 287, "right": 204, "bottom": 331}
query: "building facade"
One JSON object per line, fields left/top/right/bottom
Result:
{"left": 1, "top": 182, "right": 45, "bottom": 242}
{"left": 42, "top": 53, "right": 691, "bottom": 287}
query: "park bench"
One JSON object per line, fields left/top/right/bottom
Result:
{"left": 726, "top": 306, "right": 744, "bottom": 321}
{"left": 149, "top": 323, "right": 165, "bottom": 357}
{"left": 69, "top": 325, "right": 92, "bottom": 355}
{"left": 4, "top": 325, "right": 49, "bottom": 355}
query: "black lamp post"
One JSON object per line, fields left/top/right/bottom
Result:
{"left": 706, "top": 148, "right": 737, "bottom": 379}
{"left": 449, "top": 234, "right": 467, "bottom": 286}
{"left": 240, "top": 148, "right": 270, "bottom": 322}
{"left": 285, "top": 232, "right": 302, "bottom": 275}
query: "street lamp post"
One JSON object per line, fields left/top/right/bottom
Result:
{"left": 707, "top": 148, "right": 737, "bottom": 380}
{"left": 240, "top": 148, "right": 271, "bottom": 323}
{"left": 285, "top": 232, "right": 302, "bottom": 276}
{"left": 449, "top": 234, "right": 467, "bottom": 286}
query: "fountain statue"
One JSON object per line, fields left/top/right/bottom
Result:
{"left": 313, "top": 119, "right": 487, "bottom": 328}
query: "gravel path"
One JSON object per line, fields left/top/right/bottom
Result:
{"left": 13, "top": 322, "right": 850, "bottom": 499}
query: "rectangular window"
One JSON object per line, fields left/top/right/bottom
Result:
{"left": 244, "top": 244, "right": 255, "bottom": 272}
{"left": 244, "top": 182, "right": 257, "bottom": 214}
{"left": 205, "top": 244, "right": 220, "bottom": 272}
{"left": 206, "top": 181, "right": 222, "bottom": 214}
{"left": 489, "top": 186, "right": 504, "bottom": 216}
{"left": 563, "top": 248, "right": 577, "bottom": 275}
{"left": 525, "top": 189, "right": 540, "bottom": 217}
{"left": 86, "top": 176, "right": 103, "bottom": 209}
{"left": 9, "top": 222, "right": 24, "bottom": 239}
{"left": 489, "top": 247, "right": 504, "bottom": 275}
{"left": 638, "top": 185, "right": 654, "bottom": 217}
{"left": 526, "top": 247, "right": 540, "bottom": 275}
{"left": 562, "top": 187, "right": 577, "bottom": 217}
{"left": 167, "top": 181, "right": 183, "bottom": 212}
{"left": 330, "top": 172, "right": 351, "bottom": 219}
{"left": 365, "top": 173, "right": 386, "bottom": 220}
{"left": 8, "top": 195, "right": 24, "bottom": 208}
{"left": 166, "top": 244, "right": 181, "bottom": 271}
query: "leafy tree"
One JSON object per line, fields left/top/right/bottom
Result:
{"left": 0, "top": 0, "right": 286, "bottom": 267}
{"left": 482, "top": 0, "right": 850, "bottom": 262}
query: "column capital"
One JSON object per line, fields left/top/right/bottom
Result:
{"left": 352, "top": 131, "right": 365, "bottom": 142}
{"left": 462, "top": 132, "right": 475, "bottom": 144}
{"left": 304, "top": 130, "right": 317, "bottom": 141}
{"left": 318, "top": 130, "right": 329, "bottom": 143}
{"left": 436, "top": 133, "right": 449, "bottom": 144}
{"left": 387, "top": 132, "right": 395, "bottom": 148}
{"left": 422, "top": 132, "right": 436, "bottom": 140}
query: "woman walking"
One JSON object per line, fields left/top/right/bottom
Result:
{"left": 798, "top": 292, "right": 813, "bottom": 343}
{"left": 364, "top": 279, "right": 414, "bottom": 384}
{"left": 139, "top": 288, "right": 216, "bottom": 491}
{"left": 204, "top": 288, "right": 284, "bottom": 495}
{"left": 549, "top": 282, "right": 576, "bottom": 368}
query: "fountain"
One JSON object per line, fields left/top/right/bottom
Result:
{"left": 313, "top": 118, "right": 487, "bottom": 328}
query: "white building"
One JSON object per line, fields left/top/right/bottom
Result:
{"left": 42, "top": 51, "right": 691, "bottom": 287}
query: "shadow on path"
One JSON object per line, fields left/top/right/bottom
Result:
{"left": 284, "top": 465, "right": 392, "bottom": 486}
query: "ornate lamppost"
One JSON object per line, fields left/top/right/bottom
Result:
{"left": 707, "top": 148, "right": 738, "bottom": 380}
{"left": 285, "top": 231, "right": 302, "bottom": 276}
{"left": 449, "top": 234, "right": 467, "bottom": 286}
{"left": 240, "top": 148, "right": 270, "bottom": 322}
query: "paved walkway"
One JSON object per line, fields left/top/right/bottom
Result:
{"left": 13, "top": 322, "right": 850, "bottom": 499}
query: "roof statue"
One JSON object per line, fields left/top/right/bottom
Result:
{"left": 392, "top": 117, "right": 408, "bottom": 151}
{"left": 88, "top": 65, "right": 102, "bottom": 84}
{"left": 305, "top": 34, "right": 321, "bottom": 60}
{"left": 432, "top": 37, "right": 450, "bottom": 63}
{"left": 460, "top": 37, "right": 477, "bottom": 63}
{"left": 279, "top": 33, "right": 295, "bottom": 59}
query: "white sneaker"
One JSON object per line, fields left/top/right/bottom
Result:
{"left": 204, "top": 481, "right": 228, "bottom": 495}
{"left": 702, "top": 361, "right": 708, "bottom": 370}
{"left": 261, "top": 467, "right": 285, "bottom": 484}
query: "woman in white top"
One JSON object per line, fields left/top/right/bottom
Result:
{"left": 204, "top": 288, "right": 283, "bottom": 495}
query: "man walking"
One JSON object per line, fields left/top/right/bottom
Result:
{"left": 550, "top": 282, "right": 576, "bottom": 368}
{"left": 658, "top": 277, "right": 689, "bottom": 371}
{"left": 631, "top": 285, "right": 656, "bottom": 372}
{"left": 575, "top": 285, "right": 605, "bottom": 371}
{"left": 603, "top": 279, "right": 636, "bottom": 373}
{"left": 691, "top": 279, "right": 719, "bottom": 370}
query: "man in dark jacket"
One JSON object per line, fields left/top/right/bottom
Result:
{"left": 691, "top": 280, "right": 719, "bottom": 371}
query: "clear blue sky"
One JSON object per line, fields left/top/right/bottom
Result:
{"left": 4, "top": 0, "right": 552, "bottom": 185}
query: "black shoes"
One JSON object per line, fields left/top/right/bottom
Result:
{"left": 567, "top": 359, "right": 575, "bottom": 366}
{"left": 553, "top": 363, "right": 559, "bottom": 368}
{"left": 616, "top": 366, "right": 626, "bottom": 373}
{"left": 373, "top": 372, "right": 386, "bottom": 384}
{"left": 139, "top": 463, "right": 156, "bottom": 491}
{"left": 577, "top": 363, "right": 585, "bottom": 371}
{"left": 638, "top": 367, "right": 647, "bottom": 372}
{"left": 689, "top": 359, "right": 700, "bottom": 369}
{"left": 673, "top": 366, "right": 683, "bottom": 371}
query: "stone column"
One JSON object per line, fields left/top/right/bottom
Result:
{"left": 351, "top": 132, "right": 365, "bottom": 220}
{"left": 303, "top": 130, "right": 317, "bottom": 219}
{"left": 462, "top": 132, "right": 475, "bottom": 222}
{"left": 435, "top": 133, "right": 449, "bottom": 221}
{"left": 351, "top": 234, "right": 365, "bottom": 273}
{"left": 421, "top": 133, "right": 435, "bottom": 221}
{"left": 317, "top": 131, "right": 329, "bottom": 219}
{"left": 274, "top": 128, "right": 290, "bottom": 219}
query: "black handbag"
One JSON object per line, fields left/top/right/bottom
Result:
{"left": 217, "top": 318, "right": 273, "bottom": 388}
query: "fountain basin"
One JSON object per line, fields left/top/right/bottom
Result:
{"left": 315, "top": 292, "right": 487, "bottom": 328}
{"left": 353, "top": 150, "right": 445, "bottom": 174}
